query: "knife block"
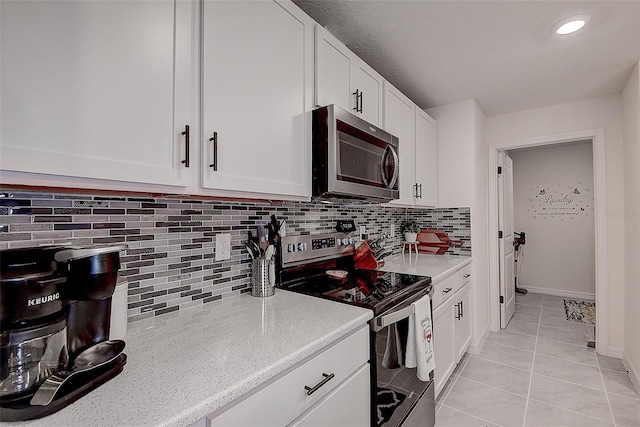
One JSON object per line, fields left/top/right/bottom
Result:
{"left": 353, "top": 241, "right": 384, "bottom": 270}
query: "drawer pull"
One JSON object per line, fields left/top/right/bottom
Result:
{"left": 304, "top": 373, "right": 335, "bottom": 396}
{"left": 463, "top": 274, "right": 471, "bottom": 279}
{"left": 442, "top": 287, "right": 452, "bottom": 294}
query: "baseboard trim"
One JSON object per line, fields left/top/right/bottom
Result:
{"left": 623, "top": 352, "right": 640, "bottom": 396}
{"left": 521, "top": 286, "right": 595, "bottom": 301}
{"left": 469, "top": 324, "right": 490, "bottom": 355}
{"left": 605, "top": 347, "right": 624, "bottom": 359}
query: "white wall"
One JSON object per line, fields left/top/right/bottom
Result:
{"left": 510, "top": 142, "right": 595, "bottom": 298}
{"left": 428, "top": 99, "right": 489, "bottom": 352}
{"left": 486, "top": 94, "right": 625, "bottom": 355}
{"left": 622, "top": 61, "right": 640, "bottom": 391}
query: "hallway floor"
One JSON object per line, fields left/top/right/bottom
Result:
{"left": 435, "top": 292, "right": 640, "bottom": 426}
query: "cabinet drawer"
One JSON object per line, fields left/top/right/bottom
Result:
{"left": 455, "top": 264, "right": 472, "bottom": 290}
{"left": 209, "top": 325, "right": 369, "bottom": 426}
{"left": 431, "top": 274, "right": 456, "bottom": 309}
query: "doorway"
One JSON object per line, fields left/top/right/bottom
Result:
{"left": 488, "top": 129, "right": 609, "bottom": 354}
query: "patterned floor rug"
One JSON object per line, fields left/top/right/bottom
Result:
{"left": 376, "top": 387, "right": 407, "bottom": 426}
{"left": 564, "top": 299, "right": 596, "bottom": 324}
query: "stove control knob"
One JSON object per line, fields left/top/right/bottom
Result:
{"left": 342, "top": 238, "right": 350, "bottom": 246}
{"left": 288, "top": 243, "right": 296, "bottom": 252}
{"left": 297, "top": 242, "right": 307, "bottom": 251}
{"left": 348, "top": 238, "right": 355, "bottom": 245}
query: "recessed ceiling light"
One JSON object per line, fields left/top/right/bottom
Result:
{"left": 552, "top": 15, "right": 590, "bottom": 35}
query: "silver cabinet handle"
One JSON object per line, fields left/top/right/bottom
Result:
{"left": 305, "top": 373, "right": 335, "bottom": 395}
{"left": 442, "top": 287, "right": 452, "bottom": 294}
{"left": 463, "top": 274, "right": 471, "bottom": 279}
{"left": 455, "top": 302, "right": 461, "bottom": 320}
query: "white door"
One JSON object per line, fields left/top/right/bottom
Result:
{"left": 382, "top": 82, "right": 415, "bottom": 206}
{"left": 433, "top": 298, "right": 457, "bottom": 398}
{"left": 352, "top": 60, "right": 383, "bottom": 126}
{"left": 414, "top": 109, "right": 437, "bottom": 207}
{"left": 0, "top": 0, "right": 193, "bottom": 186}
{"left": 202, "top": 0, "right": 312, "bottom": 197}
{"left": 314, "top": 26, "right": 352, "bottom": 111}
{"left": 498, "top": 152, "right": 516, "bottom": 328}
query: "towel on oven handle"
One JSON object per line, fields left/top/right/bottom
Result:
{"left": 405, "top": 294, "right": 435, "bottom": 381}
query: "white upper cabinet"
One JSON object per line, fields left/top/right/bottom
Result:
{"left": 414, "top": 109, "right": 437, "bottom": 207}
{"left": 315, "top": 26, "right": 383, "bottom": 126}
{"left": 0, "top": 0, "right": 194, "bottom": 187}
{"left": 382, "top": 83, "right": 415, "bottom": 206}
{"left": 383, "top": 82, "right": 437, "bottom": 207}
{"left": 201, "top": 0, "right": 313, "bottom": 198}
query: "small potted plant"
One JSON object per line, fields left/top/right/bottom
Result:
{"left": 400, "top": 219, "right": 421, "bottom": 242}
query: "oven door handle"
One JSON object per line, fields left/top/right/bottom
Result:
{"left": 380, "top": 145, "right": 399, "bottom": 189}
{"left": 373, "top": 303, "right": 414, "bottom": 332}
{"left": 372, "top": 286, "right": 431, "bottom": 332}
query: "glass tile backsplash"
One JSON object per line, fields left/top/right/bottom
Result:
{"left": 0, "top": 190, "right": 470, "bottom": 322}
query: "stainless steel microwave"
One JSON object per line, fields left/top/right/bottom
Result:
{"left": 312, "top": 104, "right": 399, "bottom": 202}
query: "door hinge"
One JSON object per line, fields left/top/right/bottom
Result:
{"left": 498, "top": 230, "right": 503, "bottom": 239}
{"left": 500, "top": 296, "right": 504, "bottom": 304}
{"left": 498, "top": 166, "right": 502, "bottom": 175}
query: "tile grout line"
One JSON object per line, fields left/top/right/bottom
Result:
{"left": 439, "top": 402, "right": 505, "bottom": 427}
{"left": 522, "top": 293, "right": 544, "bottom": 427}
{"left": 526, "top": 396, "right": 617, "bottom": 425}
{"left": 534, "top": 350, "right": 599, "bottom": 369}
{"left": 471, "top": 354, "right": 534, "bottom": 374}
{"left": 595, "top": 349, "right": 618, "bottom": 425}
{"left": 437, "top": 353, "right": 472, "bottom": 414}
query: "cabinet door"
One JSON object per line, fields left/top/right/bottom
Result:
{"left": 382, "top": 82, "right": 415, "bottom": 206}
{"left": 0, "top": 0, "right": 193, "bottom": 187}
{"left": 433, "top": 296, "right": 456, "bottom": 399}
{"left": 315, "top": 26, "right": 352, "bottom": 112}
{"left": 352, "top": 60, "right": 383, "bottom": 126}
{"left": 202, "top": 0, "right": 312, "bottom": 197}
{"left": 455, "top": 283, "right": 472, "bottom": 363}
{"left": 414, "top": 109, "right": 437, "bottom": 207}
{"left": 290, "top": 363, "right": 370, "bottom": 427}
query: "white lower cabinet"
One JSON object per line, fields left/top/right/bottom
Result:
{"left": 432, "top": 262, "right": 473, "bottom": 398}
{"left": 289, "top": 363, "right": 370, "bottom": 427}
{"left": 455, "top": 282, "right": 472, "bottom": 363}
{"left": 207, "top": 325, "right": 370, "bottom": 427}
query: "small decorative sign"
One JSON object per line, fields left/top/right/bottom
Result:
{"left": 528, "top": 183, "right": 593, "bottom": 221}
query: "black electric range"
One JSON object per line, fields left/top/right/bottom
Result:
{"left": 277, "top": 232, "right": 435, "bottom": 427}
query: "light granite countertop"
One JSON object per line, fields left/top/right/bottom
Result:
{"left": 5, "top": 290, "right": 372, "bottom": 427}
{"left": 378, "top": 254, "right": 472, "bottom": 283}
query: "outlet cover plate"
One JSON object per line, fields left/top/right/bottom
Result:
{"left": 215, "top": 234, "right": 231, "bottom": 261}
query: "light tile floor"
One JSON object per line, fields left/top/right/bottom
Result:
{"left": 435, "top": 292, "right": 640, "bottom": 427}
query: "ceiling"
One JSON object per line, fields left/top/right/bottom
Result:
{"left": 292, "top": 0, "right": 640, "bottom": 117}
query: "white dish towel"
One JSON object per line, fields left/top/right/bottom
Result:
{"left": 405, "top": 294, "right": 435, "bottom": 381}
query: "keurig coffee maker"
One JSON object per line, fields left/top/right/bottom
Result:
{"left": 0, "top": 245, "right": 128, "bottom": 421}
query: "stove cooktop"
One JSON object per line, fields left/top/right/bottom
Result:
{"left": 280, "top": 269, "right": 431, "bottom": 316}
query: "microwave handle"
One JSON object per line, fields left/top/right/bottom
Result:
{"left": 381, "top": 145, "right": 400, "bottom": 189}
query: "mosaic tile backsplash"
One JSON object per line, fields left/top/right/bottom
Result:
{"left": 0, "top": 190, "right": 471, "bottom": 322}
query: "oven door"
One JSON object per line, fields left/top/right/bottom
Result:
{"left": 371, "top": 287, "right": 435, "bottom": 427}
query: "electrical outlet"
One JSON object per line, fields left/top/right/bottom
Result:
{"left": 390, "top": 224, "right": 395, "bottom": 238}
{"left": 215, "top": 233, "right": 231, "bottom": 261}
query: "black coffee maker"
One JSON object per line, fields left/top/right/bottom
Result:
{"left": 0, "top": 245, "right": 128, "bottom": 421}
